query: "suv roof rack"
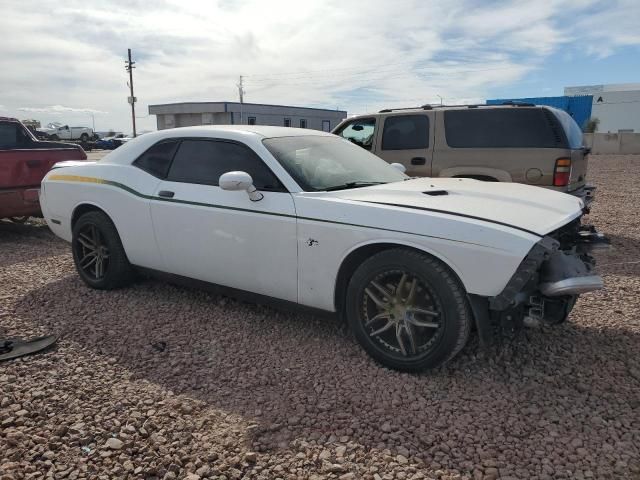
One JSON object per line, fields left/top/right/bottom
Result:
{"left": 379, "top": 105, "right": 433, "bottom": 113}
{"left": 377, "top": 102, "right": 536, "bottom": 113}
{"left": 500, "top": 101, "right": 535, "bottom": 107}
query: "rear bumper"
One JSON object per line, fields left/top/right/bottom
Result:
{"left": 0, "top": 188, "right": 42, "bottom": 218}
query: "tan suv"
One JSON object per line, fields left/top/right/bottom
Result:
{"left": 333, "top": 104, "right": 594, "bottom": 206}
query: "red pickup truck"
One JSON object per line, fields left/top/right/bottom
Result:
{"left": 0, "top": 117, "right": 87, "bottom": 221}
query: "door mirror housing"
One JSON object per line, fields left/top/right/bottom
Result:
{"left": 219, "top": 171, "right": 264, "bottom": 202}
{"left": 390, "top": 162, "right": 406, "bottom": 173}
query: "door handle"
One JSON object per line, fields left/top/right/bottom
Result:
{"left": 411, "top": 157, "right": 426, "bottom": 165}
{"left": 158, "top": 190, "right": 175, "bottom": 198}
{"left": 26, "top": 159, "right": 42, "bottom": 168}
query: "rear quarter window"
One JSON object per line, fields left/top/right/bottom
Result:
{"left": 133, "top": 140, "right": 180, "bottom": 178}
{"left": 552, "top": 108, "right": 584, "bottom": 149}
{"left": 444, "top": 108, "right": 566, "bottom": 148}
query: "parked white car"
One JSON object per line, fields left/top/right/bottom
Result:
{"left": 39, "top": 123, "right": 93, "bottom": 141}
{"left": 40, "top": 126, "right": 606, "bottom": 371}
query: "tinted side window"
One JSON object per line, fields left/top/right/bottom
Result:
{"left": 167, "top": 140, "right": 283, "bottom": 191}
{"left": 335, "top": 118, "right": 376, "bottom": 150}
{"left": 552, "top": 108, "right": 583, "bottom": 149}
{"left": 133, "top": 140, "right": 180, "bottom": 178}
{"left": 444, "top": 109, "right": 565, "bottom": 148}
{"left": 0, "top": 123, "right": 32, "bottom": 150}
{"left": 382, "top": 115, "right": 429, "bottom": 150}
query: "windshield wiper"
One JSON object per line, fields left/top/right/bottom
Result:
{"left": 324, "top": 181, "right": 387, "bottom": 191}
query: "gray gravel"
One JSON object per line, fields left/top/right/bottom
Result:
{"left": 1, "top": 154, "right": 639, "bottom": 480}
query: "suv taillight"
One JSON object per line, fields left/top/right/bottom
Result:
{"left": 553, "top": 158, "right": 572, "bottom": 187}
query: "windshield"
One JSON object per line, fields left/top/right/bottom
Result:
{"left": 552, "top": 108, "right": 584, "bottom": 149}
{"left": 263, "top": 135, "right": 407, "bottom": 191}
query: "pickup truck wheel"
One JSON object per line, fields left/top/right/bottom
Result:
{"left": 50, "top": 134, "right": 59, "bottom": 141}
{"left": 80, "top": 133, "right": 89, "bottom": 142}
{"left": 72, "top": 211, "right": 134, "bottom": 290}
{"left": 346, "top": 249, "right": 472, "bottom": 372}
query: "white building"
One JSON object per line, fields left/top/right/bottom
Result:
{"left": 565, "top": 83, "right": 640, "bottom": 133}
{"left": 149, "top": 102, "right": 347, "bottom": 132}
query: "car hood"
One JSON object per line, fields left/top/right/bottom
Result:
{"left": 329, "top": 178, "right": 583, "bottom": 236}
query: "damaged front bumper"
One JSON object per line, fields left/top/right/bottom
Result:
{"left": 471, "top": 220, "right": 610, "bottom": 344}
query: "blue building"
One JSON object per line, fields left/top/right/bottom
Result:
{"left": 486, "top": 96, "right": 593, "bottom": 130}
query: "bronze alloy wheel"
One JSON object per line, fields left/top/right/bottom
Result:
{"left": 74, "top": 223, "right": 110, "bottom": 280}
{"left": 360, "top": 269, "right": 444, "bottom": 359}
{"left": 71, "top": 211, "right": 134, "bottom": 290}
{"left": 346, "top": 248, "right": 472, "bottom": 372}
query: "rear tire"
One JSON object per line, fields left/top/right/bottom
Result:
{"left": 80, "top": 133, "right": 89, "bottom": 142}
{"left": 346, "top": 248, "right": 472, "bottom": 372}
{"left": 72, "top": 211, "right": 134, "bottom": 290}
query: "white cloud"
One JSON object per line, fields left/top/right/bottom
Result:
{"left": 17, "top": 105, "right": 107, "bottom": 114}
{"left": 0, "top": 0, "right": 637, "bottom": 131}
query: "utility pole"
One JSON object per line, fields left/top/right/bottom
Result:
{"left": 236, "top": 75, "right": 245, "bottom": 124}
{"left": 125, "top": 48, "right": 137, "bottom": 137}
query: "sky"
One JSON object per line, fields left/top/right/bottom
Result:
{"left": 1, "top": 0, "right": 639, "bottom": 134}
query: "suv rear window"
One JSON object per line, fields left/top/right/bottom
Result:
{"left": 382, "top": 115, "right": 429, "bottom": 150}
{"left": 444, "top": 108, "right": 565, "bottom": 148}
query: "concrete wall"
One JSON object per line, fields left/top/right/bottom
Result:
{"left": 590, "top": 90, "right": 640, "bottom": 133}
{"left": 584, "top": 133, "right": 640, "bottom": 154}
{"left": 156, "top": 112, "right": 232, "bottom": 130}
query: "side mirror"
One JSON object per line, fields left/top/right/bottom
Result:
{"left": 219, "top": 171, "right": 264, "bottom": 202}
{"left": 390, "top": 163, "right": 406, "bottom": 173}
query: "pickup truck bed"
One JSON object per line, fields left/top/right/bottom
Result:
{"left": 0, "top": 118, "right": 87, "bottom": 219}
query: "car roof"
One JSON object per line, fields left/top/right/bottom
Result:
{"left": 153, "top": 125, "right": 333, "bottom": 138}
{"left": 0, "top": 116, "right": 20, "bottom": 123}
{"left": 100, "top": 125, "right": 335, "bottom": 165}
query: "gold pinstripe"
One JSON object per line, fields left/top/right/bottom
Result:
{"left": 48, "top": 174, "right": 106, "bottom": 184}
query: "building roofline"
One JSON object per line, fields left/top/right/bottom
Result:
{"left": 148, "top": 101, "right": 347, "bottom": 114}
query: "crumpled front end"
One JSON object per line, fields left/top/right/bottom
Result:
{"left": 470, "top": 218, "right": 609, "bottom": 342}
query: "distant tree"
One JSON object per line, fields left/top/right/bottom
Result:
{"left": 584, "top": 117, "right": 599, "bottom": 133}
{"left": 107, "top": 129, "right": 116, "bottom": 137}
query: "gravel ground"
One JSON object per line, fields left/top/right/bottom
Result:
{"left": 1, "top": 155, "right": 639, "bottom": 480}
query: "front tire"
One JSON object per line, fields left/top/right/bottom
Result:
{"left": 346, "top": 249, "right": 472, "bottom": 372}
{"left": 72, "top": 211, "right": 134, "bottom": 290}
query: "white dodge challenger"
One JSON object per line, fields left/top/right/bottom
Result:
{"left": 41, "top": 126, "right": 606, "bottom": 371}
